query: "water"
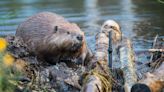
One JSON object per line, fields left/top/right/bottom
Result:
{"left": 0, "top": 0, "right": 164, "bottom": 62}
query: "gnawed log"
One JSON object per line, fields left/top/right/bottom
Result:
{"left": 119, "top": 38, "right": 137, "bottom": 92}
{"left": 81, "top": 20, "right": 122, "bottom": 92}
{"left": 81, "top": 61, "right": 112, "bottom": 92}
{"left": 131, "top": 62, "right": 164, "bottom": 92}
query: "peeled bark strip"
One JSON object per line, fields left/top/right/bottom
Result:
{"left": 132, "top": 62, "right": 164, "bottom": 92}
{"left": 119, "top": 38, "right": 137, "bottom": 92}
{"left": 81, "top": 20, "right": 122, "bottom": 92}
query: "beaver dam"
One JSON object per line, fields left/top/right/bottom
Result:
{"left": 0, "top": 15, "right": 162, "bottom": 92}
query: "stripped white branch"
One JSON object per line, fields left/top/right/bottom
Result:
{"left": 119, "top": 38, "right": 137, "bottom": 92}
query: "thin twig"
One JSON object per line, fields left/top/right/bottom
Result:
{"left": 149, "top": 35, "right": 158, "bottom": 62}
{"left": 136, "top": 49, "right": 164, "bottom": 53}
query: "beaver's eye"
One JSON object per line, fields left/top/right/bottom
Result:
{"left": 67, "top": 31, "right": 70, "bottom": 34}
{"left": 54, "top": 26, "right": 58, "bottom": 33}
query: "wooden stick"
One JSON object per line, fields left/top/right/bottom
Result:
{"left": 149, "top": 35, "right": 158, "bottom": 62}
{"left": 136, "top": 49, "right": 164, "bottom": 53}
{"left": 108, "top": 31, "right": 113, "bottom": 68}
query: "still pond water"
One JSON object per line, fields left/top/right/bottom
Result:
{"left": 0, "top": 0, "right": 164, "bottom": 62}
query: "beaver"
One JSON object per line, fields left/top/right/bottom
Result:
{"left": 16, "top": 12, "right": 92, "bottom": 65}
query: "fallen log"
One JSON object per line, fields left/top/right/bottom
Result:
{"left": 119, "top": 38, "right": 137, "bottom": 92}
{"left": 81, "top": 20, "right": 122, "bottom": 92}
{"left": 131, "top": 62, "right": 164, "bottom": 92}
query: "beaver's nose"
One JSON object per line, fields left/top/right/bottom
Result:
{"left": 77, "top": 35, "right": 83, "bottom": 41}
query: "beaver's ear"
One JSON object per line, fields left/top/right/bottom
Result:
{"left": 54, "top": 26, "right": 58, "bottom": 33}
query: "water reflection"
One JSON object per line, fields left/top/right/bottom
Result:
{"left": 132, "top": 0, "right": 164, "bottom": 38}
{"left": 84, "top": 0, "right": 100, "bottom": 28}
{"left": 119, "top": 0, "right": 137, "bottom": 38}
{"left": 84, "top": 0, "right": 100, "bottom": 49}
{"left": 1, "top": 0, "right": 163, "bottom": 37}
{"left": 0, "top": 0, "right": 163, "bottom": 61}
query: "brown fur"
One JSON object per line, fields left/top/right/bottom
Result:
{"left": 16, "top": 12, "right": 92, "bottom": 65}
{"left": 139, "top": 62, "right": 164, "bottom": 92}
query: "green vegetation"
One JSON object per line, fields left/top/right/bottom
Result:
{"left": 0, "top": 38, "right": 20, "bottom": 92}
{"left": 158, "top": 0, "right": 164, "bottom": 4}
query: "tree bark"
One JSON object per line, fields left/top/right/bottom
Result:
{"left": 119, "top": 38, "right": 137, "bottom": 92}
{"left": 81, "top": 20, "right": 122, "bottom": 92}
